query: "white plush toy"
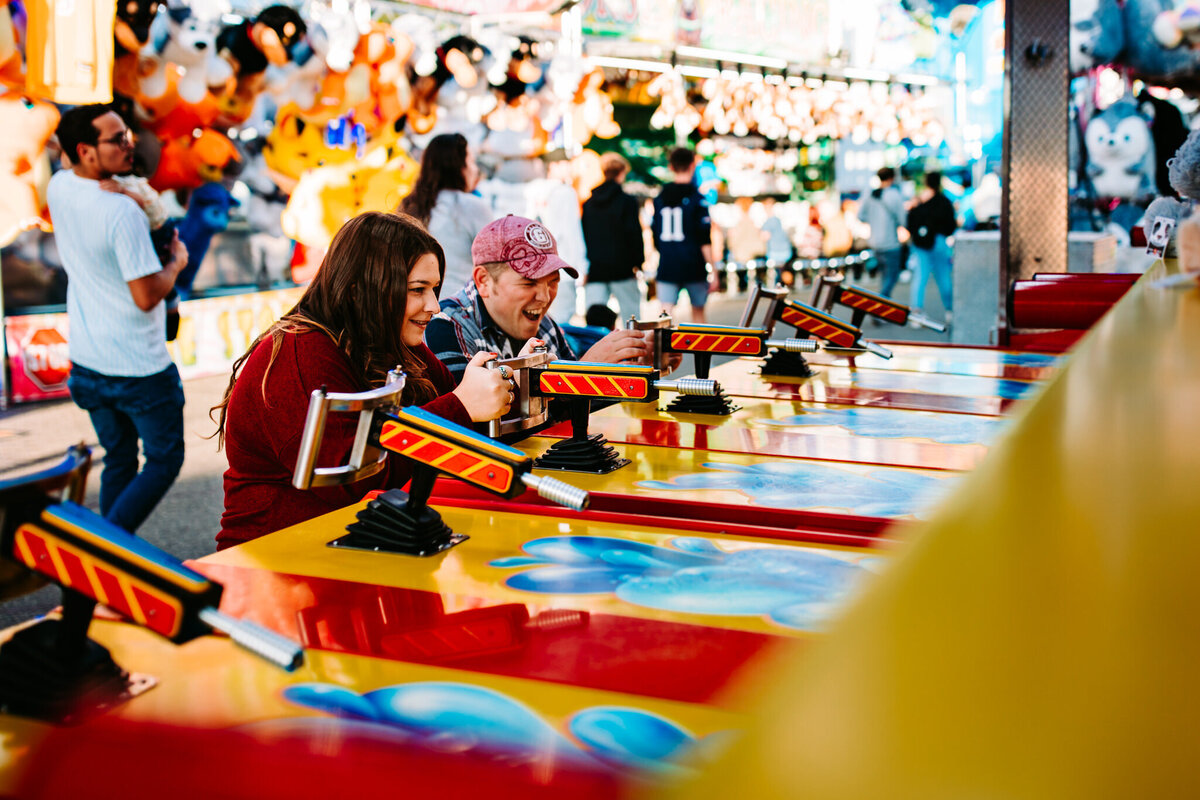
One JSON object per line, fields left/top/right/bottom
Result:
{"left": 140, "top": 0, "right": 232, "bottom": 105}
{"left": 1084, "top": 99, "right": 1157, "bottom": 200}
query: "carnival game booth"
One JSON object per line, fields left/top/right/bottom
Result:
{"left": 0, "top": 251, "right": 1193, "bottom": 795}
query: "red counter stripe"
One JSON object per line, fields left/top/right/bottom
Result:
{"left": 197, "top": 565, "right": 784, "bottom": 707}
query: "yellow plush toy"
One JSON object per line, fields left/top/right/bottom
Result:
{"left": 281, "top": 135, "right": 417, "bottom": 249}
{"left": 0, "top": 92, "right": 60, "bottom": 246}
{"left": 262, "top": 103, "right": 359, "bottom": 184}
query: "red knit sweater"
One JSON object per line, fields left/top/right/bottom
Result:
{"left": 217, "top": 331, "right": 470, "bottom": 550}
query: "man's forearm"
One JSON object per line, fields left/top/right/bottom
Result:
{"left": 128, "top": 259, "right": 183, "bottom": 312}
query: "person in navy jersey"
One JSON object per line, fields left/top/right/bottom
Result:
{"left": 49, "top": 104, "right": 190, "bottom": 534}
{"left": 652, "top": 147, "right": 716, "bottom": 323}
{"left": 213, "top": 212, "right": 513, "bottom": 550}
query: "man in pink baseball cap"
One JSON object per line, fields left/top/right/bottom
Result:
{"left": 425, "top": 214, "right": 652, "bottom": 383}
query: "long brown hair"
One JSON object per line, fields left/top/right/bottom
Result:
{"left": 211, "top": 211, "right": 445, "bottom": 448}
{"left": 399, "top": 132, "right": 469, "bottom": 224}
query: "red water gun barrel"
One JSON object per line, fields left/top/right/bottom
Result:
{"left": 1009, "top": 274, "right": 1136, "bottom": 329}
{"left": 1032, "top": 272, "right": 1140, "bottom": 284}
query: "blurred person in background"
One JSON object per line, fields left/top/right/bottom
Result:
{"left": 652, "top": 147, "right": 715, "bottom": 323}
{"left": 400, "top": 133, "right": 495, "bottom": 296}
{"left": 760, "top": 197, "right": 795, "bottom": 286}
{"left": 905, "top": 171, "right": 957, "bottom": 321}
{"left": 725, "top": 195, "right": 765, "bottom": 291}
{"left": 581, "top": 152, "right": 644, "bottom": 321}
{"left": 857, "top": 166, "right": 908, "bottom": 298}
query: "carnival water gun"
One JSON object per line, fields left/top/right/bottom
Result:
{"left": 626, "top": 315, "right": 818, "bottom": 414}
{"left": 486, "top": 348, "right": 718, "bottom": 473}
{"left": 0, "top": 447, "right": 304, "bottom": 723}
{"left": 738, "top": 285, "right": 893, "bottom": 376}
{"left": 292, "top": 369, "right": 589, "bottom": 555}
{"left": 812, "top": 273, "right": 946, "bottom": 331}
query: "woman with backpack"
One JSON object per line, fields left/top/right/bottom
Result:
{"left": 905, "top": 172, "right": 958, "bottom": 320}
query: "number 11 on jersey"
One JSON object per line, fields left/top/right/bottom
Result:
{"left": 660, "top": 206, "right": 684, "bottom": 242}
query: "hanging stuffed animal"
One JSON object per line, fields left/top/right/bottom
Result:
{"left": 149, "top": 127, "right": 241, "bottom": 192}
{"left": 1153, "top": 0, "right": 1200, "bottom": 49}
{"left": 281, "top": 132, "right": 417, "bottom": 248}
{"left": 139, "top": 0, "right": 232, "bottom": 106}
{"left": 173, "top": 180, "right": 239, "bottom": 297}
{"left": 1070, "top": 0, "right": 1125, "bottom": 74}
{"left": 262, "top": 103, "right": 358, "bottom": 186}
{"left": 214, "top": 5, "right": 307, "bottom": 125}
{"left": 1141, "top": 127, "right": 1200, "bottom": 256}
{"left": 1084, "top": 98, "right": 1157, "bottom": 201}
{"left": 112, "top": 0, "right": 161, "bottom": 98}
{"left": 0, "top": 0, "right": 23, "bottom": 89}
{"left": 407, "top": 34, "right": 487, "bottom": 136}
{"left": 0, "top": 92, "right": 59, "bottom": 246}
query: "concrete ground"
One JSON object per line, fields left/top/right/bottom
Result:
{"left": 0, "top": 267, "right": 949, "bottom": 627}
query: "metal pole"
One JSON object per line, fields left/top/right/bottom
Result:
{"left": 1000, "top": 0, "right": 1070, "bottom": 343}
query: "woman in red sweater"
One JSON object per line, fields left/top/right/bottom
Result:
{"left": 212, "top": 211, "right": 513, "bottom": 550}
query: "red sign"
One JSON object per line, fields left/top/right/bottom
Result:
{"left": 5, "top": 313, "right": 72, "bottom": 403}
{"left": 23, "top": 327, "right": 70, "bottom": 391}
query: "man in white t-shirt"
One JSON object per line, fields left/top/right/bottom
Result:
{"left": 48, "top": 105, "right": 189, "bottom": 533}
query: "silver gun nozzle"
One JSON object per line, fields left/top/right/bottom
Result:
{"left": 907, "top": 312, "right": 947, "bottom": 332}
{"left": 521, "top": 473, "right": 590, "bottom": 511}
{"left": 655, "top": 378, "right": 719, "bottom": 396}
{"left": 199, "top": 608, "right": 305, "bottom": 672}
{"left": 862, "top": 340, "right": 895, "bottom": 359}
{"left": 767, "top": 338, "right": 820, "bottom": 354}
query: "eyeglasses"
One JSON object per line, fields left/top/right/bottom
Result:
{"left": 98, "top": 130, "right": 135, "bottom": 149}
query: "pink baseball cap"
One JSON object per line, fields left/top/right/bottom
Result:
{"left": 471, "top": 214, "right": 579, "bottom": 279}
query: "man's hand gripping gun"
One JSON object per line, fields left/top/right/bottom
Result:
{"left": 626, "top": 314, "right": 818, "bottom": 414}
{"left": 292, "top": 368, "right": 590, "bottom": 555}
{"left": 486, "top": 347, "right": 718, "bottom": 473}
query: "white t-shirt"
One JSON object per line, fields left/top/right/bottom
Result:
{"left": 426, "top": 190, "right": 495, "bottom": 298}
{"left": 47, "top": 169, "right": 171, "bottom": 376}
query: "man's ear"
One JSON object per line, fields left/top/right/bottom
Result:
{"left": 473, "top": 265, "right": 492, "bottom": 298}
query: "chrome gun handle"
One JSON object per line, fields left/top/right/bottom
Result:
{"left": 292, "top": 370, "right": 407, "bottom": 490}
{"left": 521, "top": 473, "right": 590, "bottom": 511}
{"left": 293, "top": 388, "right": 329, "bottom": 491}
{"left": 626, "top": 315, "right": 671, "bottom": 371}
{"left": 766, "top": 338, "right": 821, "bottom": 354}
{"left": 199, "top": 608, "right": 304, "bottom": 672}
{"left": 655, "top": 378, "right": 718, "bottom": 397}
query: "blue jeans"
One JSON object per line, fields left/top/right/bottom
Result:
{"left": 67, "top": 362, "right": 185, "bottom": 533}
{"left": 911, "top": 236, "right": 953, "bottom": 312}
{"left": 875, "top": 247, "right": 905, "bottom": 298}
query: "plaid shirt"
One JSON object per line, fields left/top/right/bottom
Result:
{"left": 425, "top": 283, "right": 578, "bottom": 384}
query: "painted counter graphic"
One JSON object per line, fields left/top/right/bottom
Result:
{"left": 753, "top": 406, "right": 1005, "bottom": 445}
{"left": 708, "top": 359, "right": 1023, "bottom": 414}
{"left": 831, "top": 370, "right": 1036, "bottom": 400}
{"left": 276, "top": 681, "right": 722, "bottom": 776}
{"left": 636, "top": 460, "right": 956, "bottom": 518}
{"left": 805, "top": 346, "right": 1060, "bottom": 380}
{"left": 492, "top": 535, "right": 882, "bottom": 633}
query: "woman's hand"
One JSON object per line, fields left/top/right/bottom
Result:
{"left": 452, "top": 351, "right": 515, "bottom": 422}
